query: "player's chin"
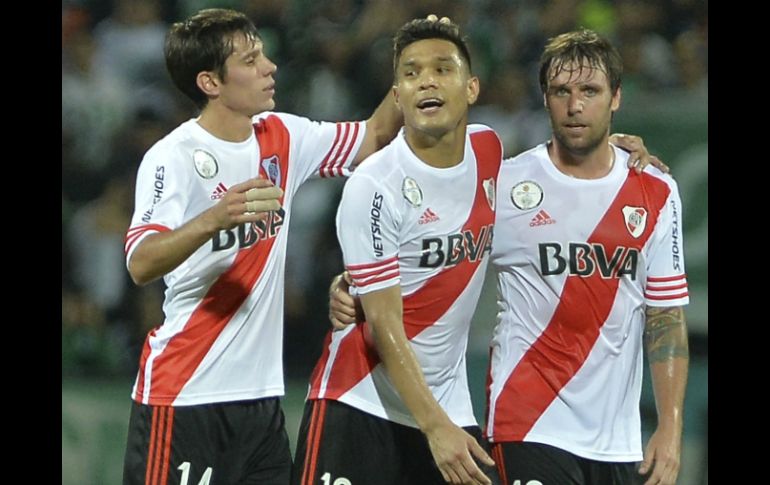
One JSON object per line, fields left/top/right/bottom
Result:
{"left": 259, "top": 98, "right": 276, "bottom": 112}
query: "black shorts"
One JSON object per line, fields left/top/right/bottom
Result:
{"left": 292, "top": 399, "right": 500, "bottom": 485}
{"left": 491, "top": 441, "right": 643, "bottom": 485}
{"left": 123, "top": 397, "right": 291, "bottom": 485}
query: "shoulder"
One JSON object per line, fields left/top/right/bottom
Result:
{"left": 251, "top": 111, "right": 322, "bottom": 133}
{"left": 467, "top": 123, "right": 496, "bottom": 136}
{"left": 639, "top": 163, "right": 680, "bottom": 195}
{"left": 501, "top": 143, "right": 546, "bottom": 172}
{"left": 468, "top": 123, "right": 503, "bottom": 145}
{"left": 350, "top": 137, "right": 401, "bottom": 178}
{"left": 140, "top": 120, "right": 199, "bottom": 170}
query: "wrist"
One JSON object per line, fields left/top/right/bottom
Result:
{"left": 417, "top": 410, "right": 452, "bottom": 435}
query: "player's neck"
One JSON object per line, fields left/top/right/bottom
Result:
{"left": 197, "top": 104, "right": 255, "bottom": 143}
{"left": 547, "top": 139, "right": 615, "bottom": 180}
{"left": 404, "top": 125, "right": 466, "bottom": 169}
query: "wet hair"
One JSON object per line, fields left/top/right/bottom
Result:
{"left": 538, "top": 29, "right": 622, "bottom": 95}
{"left": 392, "top": 18, "right": 472, "bottom": 74}
{"left": 165, "top": 8, "right": 260, "bottom": 108}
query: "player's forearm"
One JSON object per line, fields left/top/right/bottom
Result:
{"left": 128, "top": 211, "right": 220, "bottom": 285}
{"left": 354, "top": 91, "right": 403, "bottom": 166}
{"left": 644, "top": 306, "right": 689, "bottom": 430}
{"left": 373, "top": 319, "right": 453, "bottom": 431}
{"left": 360, "top": 289, "right": 451, "bottom": 432}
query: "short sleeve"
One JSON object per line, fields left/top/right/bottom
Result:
{"left": 124, "top": 146, "right": 190, "bottom": 266}
{"left": 335, "top": 173, "right": 401, "bottom": 294}
{"left": 262, "top": 113, "right": 366, "bottom": 185}
{"left": 644, "top": 180, "right": 689, "bottom": 307}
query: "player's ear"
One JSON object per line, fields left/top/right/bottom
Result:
{"left": 197, "top": 71, "right": 220, "bottom": 98}
{"left": 466, "top": 76, "right": 480, "bottom": 106}
{"left": 611, "top": 85, "right": 622, "bottom": 113}
{"left": 392, "top": 84, "right": 401, "bottom": 109}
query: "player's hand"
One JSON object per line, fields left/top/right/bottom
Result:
{"left": 610, "top": 133, "right": 670, "bottom": 174}
{"left": 426, "top": 420, "right": 495, "bottom": 485}
{"left": 204, "top": 177, "right": 283, "bottom": 231}
{"left": 329, "top": 272, "right": 361, "bottom": 330}
{"left": 426, "top": 14, "right": 452, "bottom": 24}
{"left": 638, "top": 426, "right": 681, "bottom": 485}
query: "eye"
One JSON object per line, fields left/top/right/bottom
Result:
{"left": 584, "top": 87, "right": 597, "bottom": 96}
{"left": 555, "top": 87, "right": 569, "bottom": 96}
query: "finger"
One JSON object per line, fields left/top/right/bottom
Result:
{"left": 454, "top": 459, "right": 482, "bottom": 485}
{"left": 244, "top": 199, "right": 282, "bottom": 213}
{"left": 643, "top": 464, "right": 664, "bottom": 485}
{"left": 330, "top": 316, "right": 350, "bottom": 330}
{"left": 229, "top": 176, "right": 273, "bottom": 193}
{"left": 445, "top": 464, "right": 466, "bottom": 485}
{"left": 436, "top": 465, "right": 452, "bottom": 484}
{"left": 231, "top": 212, "right": 269, "bottom": 225}
{"left": 469, "top": 440, "right": 495, "bottom": 466}
{"left": 651, "top": 156, "right": 671, "bottom": 173}
{"left": 330, "top": 302, "right": 356, "bottom": 320}
{"left": 638, "top": 453, "right": 652, "bottom": 474}
{"left": 616, "top": 133, "right": 640, "bottom": 149}
{"left": 331, "top": 289, "right": 356, "bottom": 308}
{"left": 245, "top": 186, "right": 283, "bottom": 201}
{"left": 461, "top": 453, "right": 491, "bottom": 485}
{"left": 426, "top": 14, "right": 438, "bottom": 21}
{"left": 660, "top": 466, "right": 675, "bottom": 485}
{"left": 330, "top": 302, "right": 357, "bottom": 322}
{"left": 439, "top": 16, "right": 451, "bottom": 24}
{"left": 342, "top": 271, "right": 353, "bottom": 286}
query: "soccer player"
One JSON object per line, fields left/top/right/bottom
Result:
{"left": 122, "top": 9, "right": 400, "bottom": 485}
{"left": 327, "top": 25, "right": 681, "bottom": 485}
{"left": 293, "top": 18, "right": 501, "bottom": 485}
{"left": 485, "top": 30, "right": 689, "bottom": 485}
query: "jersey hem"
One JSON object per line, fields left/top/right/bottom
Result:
{"left": 312, "top": 394, "right": 478, "bottom": 429}
{"left": 488, "top": 433, "right": 642, "bottom": 462}
{"left": 131, "top": 386, "right": 285, "bottom": 406}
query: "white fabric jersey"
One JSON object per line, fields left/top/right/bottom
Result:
{"left": 308, "top": 126, "right": 502, "bottom": 428}
{"left": 486, "top": 143, "right": 689, "bottom": 461}
{"left": 124, "top": 113, "right": 365, "bottom": 406}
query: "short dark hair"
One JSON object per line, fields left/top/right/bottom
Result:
{"left": 392, "top": 19, "right": 472, "bottom": 74}
{"left": 538, "top": 29, "right": 622, "bottom": 95}
{"left": 165, "top": 9, "right": 260, "bottom": 109}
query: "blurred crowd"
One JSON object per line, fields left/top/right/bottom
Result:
{"left": 62, "top": 0, "right": 708, "bottom": 378}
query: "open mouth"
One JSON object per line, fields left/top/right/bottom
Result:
{"left": 416, "top": 97, "right": 444, "bottom": 113}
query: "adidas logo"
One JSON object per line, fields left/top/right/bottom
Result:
{"left": 529, "top": 209, "right": 556, "bottom": 227}
{"left": 210, "top": 182, "right": 228, "bottom": 200}
{"left": 418, "top": 208, "right": 440, "bottom": 225}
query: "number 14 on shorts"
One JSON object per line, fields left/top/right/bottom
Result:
{"left": 178, "top": 461, "right": 213, "bottom": 485}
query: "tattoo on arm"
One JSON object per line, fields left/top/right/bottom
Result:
{"left": 644, "top": 306, "right": 689, "bottom": 363}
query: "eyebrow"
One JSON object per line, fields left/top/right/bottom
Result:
{"left": 401, "top": 55, "right": 457, "bottom": 66}
{"left": 240, "top": 45, "right": 262, "bottom": 60}
{"left": 550, "top": 79, "right": 603, "bottom": 89}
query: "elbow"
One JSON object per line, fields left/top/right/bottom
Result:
{"left": 128, "top": 268, "right": 152, "bottom": 287}
{"left": 127, "top": 257, "right": 157, "bottom": 286}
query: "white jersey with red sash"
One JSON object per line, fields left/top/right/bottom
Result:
{"left": 308, "top": 125, "right": 503, "bottom": 428}
{"left": 124, "top": 113, "right": 365, "bottom": 406}
{"left": 486, "top": 143, "right": 689, "bottom": 461}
